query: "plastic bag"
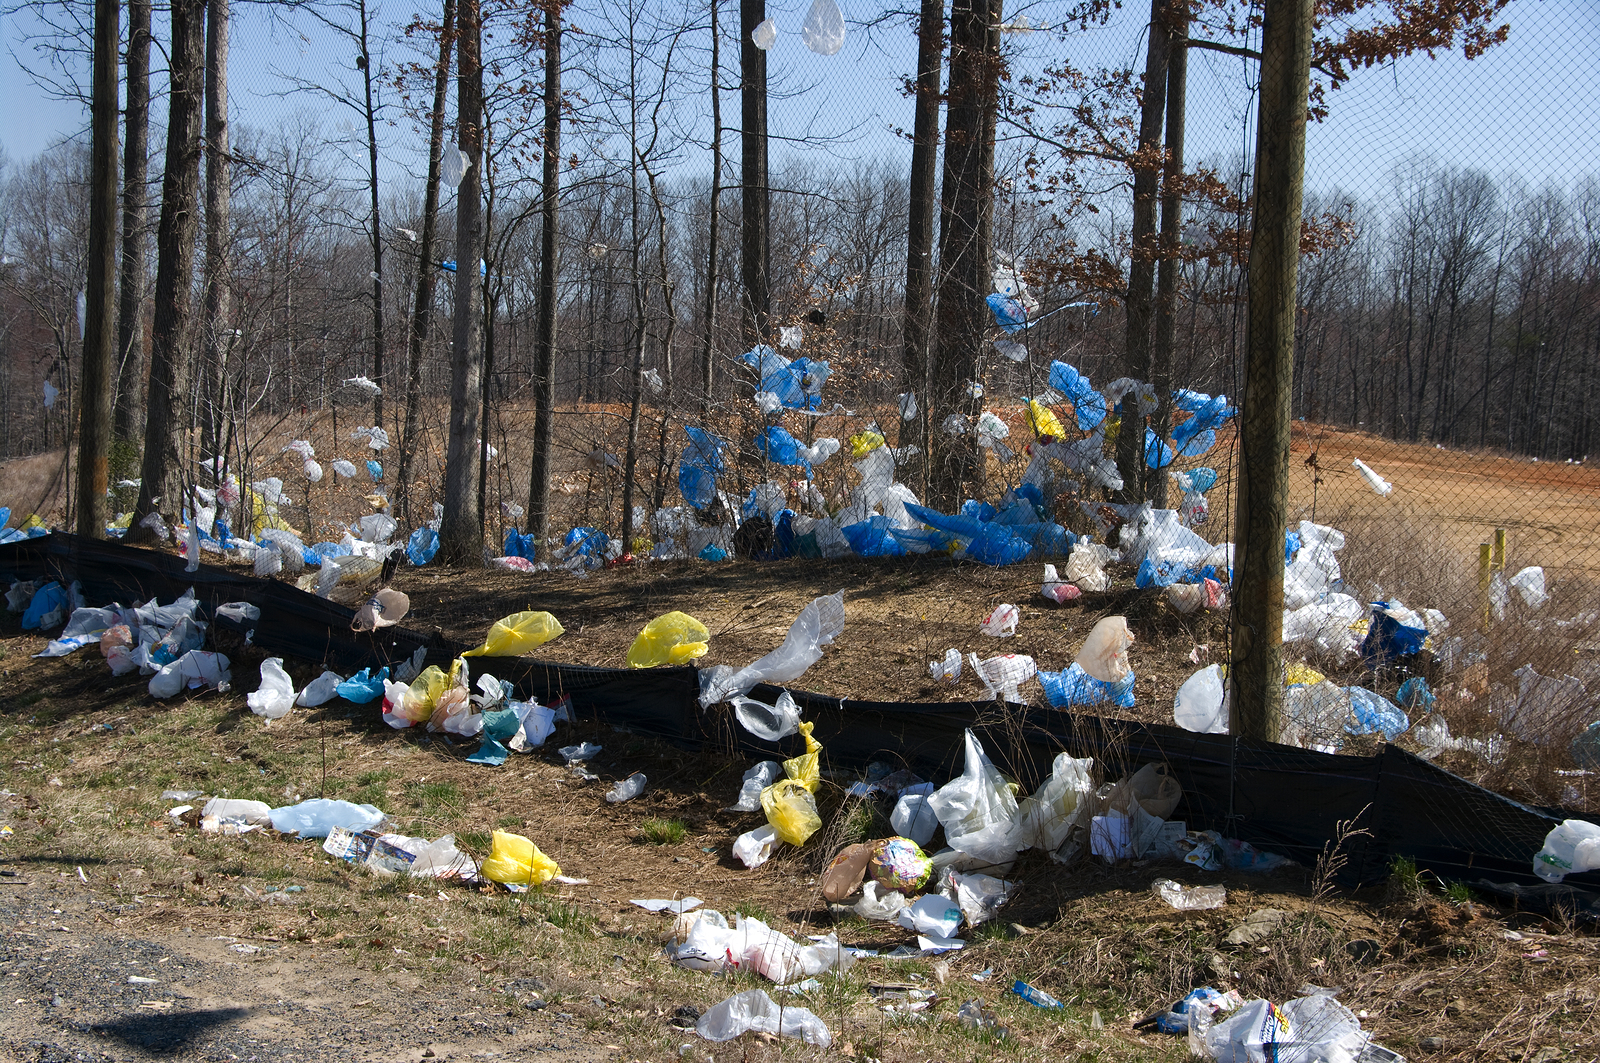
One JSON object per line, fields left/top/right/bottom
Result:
{"left": 463, "top": 611, "right": 565, "bottom": 657}
{"left": 1351, "top": 458, "right": 1392, "bottom": 496}
{"left": 732, "top": 691, "right": 801, "bottom": 741}
{"left": 929, "top": 648, "right": 962, "bottom": 685}
{"left": 1038, "top": 663, "right": 1135, "bottom": 709}
{"left": 1344, "top": 687, "right": 1410, "bottom": 740}
{"left": 351, "top": 588, "right": 409, "bottom": 632}
{"left": 761, "top": 779, "right": 822, "bottom": 845}
{"left": 247, "top": 658, "right": 296, "bottom": 720}
{"left": 733, "top": 824, "right": 779, "bottom": 869}
{"left": 336, "top": 666, "right": 389, "bottom": 704}
{"left": 822, "top": 842, "right": 874, "bottom": 901}
{"left": 1041, "top": 564, "right": 1081, "bottom": 603}
{"left": 1174, "top": 665, "right": 1229, "bottom": 733}
{"left": 1015, "top": 752, "right": 1094, "bottom": 851}
{"left": 1075, "top": 616, "right": 1133, "bottom": 682}
{"left": 948, "top": 870, "right": 1016, "bottom": 926}
{"left": 269, "top": 798, "right": 385, "bottom": 838}
{"left": 980, "top": 603, "right": 1019, "bottom": 637}
{"left": 1063, "top": 542, "right": 1114, "bottom": 591}
{"left": 627, "top": 611, "right": 710, "bottom": 668}
{"left": 1509, "top": 565, "right": 1549, "bottom": 608}
{"left": 781, "top": 720, "right": 822, "bottom": 792}
{"left": 397, "top": 664, "right": 448, "bottom": 723}
{"left": 699, "top": 591, "right": 845, "bottom": 705}
{"left": 750, "top": 16, "right": 777, "bottom": 50}
{"left": 1533, "top": 819, "right": 1600, "bottom": 883}
{"left": 870, "top": 836, "right": 932, "bottom": 891}
{"left": 891, "top": 789, "right": 940, "bottom": 847}
{"left": 149, "top": 651, "right": 231, "bottom": 699}
{"left": 799, "top": 0, "right": 844, "bottom": 56}
{"left": 897, "top": 893, "right": 962, "bottom": 937}
{"left": 731, "top": 761, "right": 782, "bottom": 812}
{"left": 1153, "top": 878, "right": 1226, "bottom": 910}
{"left": 927, "top": 730, "right": 1023, "bottom": 866}
{"left": 479, "top": 830, "right": 561, "bottom": 886}
{"left": 696, "top": 989, "right": 831, "bottom": 1047}
{"left": 466, "top": 706, "right": 522, "bottom": 765}
{"left": 296, "top": 670, "right": 344, "bottom": 707}
{"left": 854, "top": 880, "right": 909, "bottom": 921}
{"left": 968, "top": 653, "right": 1037, "bottom": 702}
{"left": 606, "top": 773, "right": 647, "bottom": 803}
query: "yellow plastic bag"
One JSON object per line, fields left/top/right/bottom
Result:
{"left": 398, "top": 665, "right": 448, "bottom": 723}
{"left": 761, "top": 779, "right": 823, "bottom": 846}
{"left": 626, "top": 611, "right": 710, "bottom": 668}
{"left": 463, "top": 611, "right": 566, "bottom": 657}
{"left": 782, "top": 721, "right": 822, "bottom": 793}
{"left": 1285, "top": 662, "right": 1325, "bottom": 687}
{"left": 1025, "top": 398, "right": 1065, "bottom": 441}
{"left": 480, "top": 830, "right": 562, "bottom": 886}
{"left": 849, "top": 430, "right": 886, "bottom": 458}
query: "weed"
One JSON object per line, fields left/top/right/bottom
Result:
{"left": 1387, "top": 854, "right": 1425, "bottom": 902}
{"left": 638, "top": 817, "right": 687, "bottom": 845}
{"left": 1444, "top": 880, "right": 1476, "bottom": 905}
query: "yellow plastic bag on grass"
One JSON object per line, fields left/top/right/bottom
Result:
{"left": 782, "top": 721, "right": 822, "bottom": 793}
{"left": 761, "top": 779, "right": 823, "bottom": 846}
{"left": 397, "top": 664, "right": 448, "bottom": 724}
{"left": 626, "top": 611, "right": 710, "bottom": 668}
{"left": 463, "top": 611, "right": 565, "bottom": 657}
{"left": 1026, "top": 398, "right": 1065, "bottom": 441}
{"left": 480, "top": 830, "right": 561, "bottom": 886}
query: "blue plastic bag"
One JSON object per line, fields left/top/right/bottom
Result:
{"left": 1360, "top": 602, "right": 1428, "bottom": 667}
{"left": 1345, "top": 687, "right": 1410, "bottom": 740}
{"left": 679, "top": 426, "right": 728, "bottom": 509}
{"left": 755, "top": 426, "right": 813, "bottom": 477}
{"left": 21, "top": 581, "right": 66, "bottom": 630}
{"left": 698, "top": 543, "right": 728, "bottom": 561}
{"left": 987, "top": 292, "right": 1029, "bottom": 333}
{"left": 1144, "top": 429, "right": 1174, "bottom": 470}
{"left": 1397, "top": 676, "right": 1436, "bottom": 713}
{"left": 1048, "top": 360, "right": 1107, "bottom": 430}
{"left": 336, "top": 666, "right": 390, "bottom": 704}
{"left": 503, "top": 528, "right": 536, "bottom": 559}
{"left": 467, "top": 707, "right": 522, "bottom": 766}
{"left": 842, "top": 516, "right": 905, "bottom": 557}
{"left": 308, "top": 541, "right": 350, "bottom": 566}
{"left": 1038, "top": 663, "right": 1136, "bottom": 708}
{"left": 366, "top": 459, "right": 384, "bottom": 482}
{"left": 407, "top": 526, "right": 440, "bottom": 565}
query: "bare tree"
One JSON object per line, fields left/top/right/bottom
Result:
{"left": 113, "top": 0, "right": 151, "bottom": 447}
{"left": 199, "top": 0, "right": 233, "bottom": 468}
{"left": 526, "top": 0, "right": 562, "bottom": 552}
{"left": 900, "top": 0, "right": 943, "bottom": 498}
{"left": 75, "top": 0, "right": 117, "bottom": 538}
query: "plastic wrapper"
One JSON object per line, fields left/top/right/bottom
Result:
{"left": 761, "top": 779, "right": 822, "bottom": 846}
{"left": 480, "top": 830, "right": 561, "bottom": 886}
{"left": 696, "top": 989, "right": 831, "bottom": 1047}
{"left": 869, "top": 836, "right": 933, "bottom": 892}
{"left": 246, "top": 658, "right": 296, "bottom": 720}
{"left": 627, "top": 611, "right": 710, "bottom": 668}
{"left": 269, "top": 798, "right": 385, "bottom": 839}
{"left": 927, "top": 730, "right": 1024, "bottom": 866}
{"left": 1153, "top": 878, "right": 1226, "bottom": 910}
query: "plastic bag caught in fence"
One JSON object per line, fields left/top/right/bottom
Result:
{"left": 627, "top": 611, "right": 710, "bottom": 668}
{"left": 1038, "top": 663, "right": 1136, "bottom": 709}
{"left": 968, "top": 653, "right": 1036, "bottom": 703}
{"left": 699, "top": 591, "right": 844, "bottom": 705}
{"left": 799, "top": 0, "right": 845, "bottom": 55}
{"left": 1174, "top": 665, "right": 1229, "bottom": 733}
{"left": 463, "top": 611, "right": 565, "bottom": 657}
{"left": 1075, "top": 616, "right": 1133, "bottom": 682}
{"left": 732, "top": 690, "right": 802, "bottom": 741}
{"left": 1014, "top": 752, "right": 1094, "bottom": 851}
{"left": 1533, "top": 819, "right": 1600, "bottom": 883}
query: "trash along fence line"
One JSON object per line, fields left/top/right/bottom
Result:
{"left": 2, "top": 531, "right": 1596, "bottom": 917}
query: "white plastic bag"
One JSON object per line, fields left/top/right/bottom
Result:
{"left": 929, "top": 648, "right": 962, "bottom": 685}
{"left": 731, "top": 761, "right": 782, "bottom": 812}
{"left": 799, "top": 0, "right": 845, "bottom": 55}
{"left": 891, "top": 788, "right": 939, "bottom": 847}
{"left": 947, "top": 870, "right": 1016, "bottom": 927}
{"left": 733, "top": 824, "right": 779, "bottom": 869}
{"left": 1533, "top": 819, "right": 1600, "bottom": 883}
{"left": 699, "top": 592, "right": 845, "bottom": 705}
{"left": 750, "top": 17, "right": 777, "bottom": 50}
{"left": 296, "top": 670, "right": 344, "bottom": 707}
{"left": 967, "top": 653, "right": 1036, "bottom": 702}
{"left": 853, "top": 880, "right": 909, "bottom": 921}
{"left": 1174, "top": 665, "right": 1229, "bottom": 734}
{"left": 979, "top": 603, "right": 1019, "bottom": 637}
{"left": 897, "top": 893, "right": 963, "bottom": 938}
{"left": 1351, "top": 458, "right": 1392, "bottom": 496}
{"left": 927, "top": 730, "right": 1024, "bottom": 866}
{"left": 246, "top": 658, "right": 296, "bottom": 720}
{"left": 1201, "top": 998, "right": 1293, "bottom": 1062}
{"left": 1015, "top": 752, "right": 1094, "bottom": 851}
{"left": 1075, "top": 616, "right": 1133, "bottom": 683}
{"left": 1509, "top": 565, "right": 1549, "bottom": 608}
{"left": 149, "top": 651, "right": 231, "bottom": 699}
{"left": 697, "top": 989, "right": 831, "bottom": 1047}
{"left": 1041, "top": 564, "right": 1079, "bottom": 603}
{"left": 1063, "top": 542, "right": 1114, "bottom": 592}
{"left": 732, "top": 691, "right": 802, "bottom": 741}
{"left": 269, "top": 798, "right": 385, "bottom": 838}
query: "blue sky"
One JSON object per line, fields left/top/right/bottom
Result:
{"left": 3, "top": 0, "right": 1595, "bottom": 208}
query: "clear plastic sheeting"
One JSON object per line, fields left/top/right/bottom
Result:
{"left": 927, "top": 730, "right": 1025, "bottom": 866}
{"left": 699, "top": 591, "right": 845, "bottom": 706}
{"left": 732, "top": 690, "right": 802, "bottom": 741}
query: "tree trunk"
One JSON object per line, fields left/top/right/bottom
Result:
{"left": 358, "top": 0, "right": 386, "bottom": 428}
{"left": 527, "top": 3, "right": 561, "bottom": 551}
{"left": 1115, "top": 0, "right": 1171, "bottom": 502}
{"left": 1229, "top": 0, "right": 1313, "bottom": 744}
{"left": 128, "top": 0, "right": 205, "bottom": 542}
{"left": 928, "top": 0, "right": 998, "bottom": 510}
{"left": 113, "top": 0, "right": 151, "bottom": 446}
{"left": 739, "top": 0, "right": 770, "bottom": 345}
{"left": 436, "top": 0, "right": 484, "bottom": 565}
{"left": 200, "top": 0, "right": 231, "bottom": 475}
{"left": 76, "top": 0, "right": 119, "bottom": 538}
{"left": 396, "top": 0, "right": 455, "bottom": 527}
{"left": 1152, "top": 6, "right": 1187, "bottom": 508}
{"left": 699, "top": 0, "right": 722, "bottom": 414}
{"left": 900, "top": 0, "right": 943, "bottom": 500}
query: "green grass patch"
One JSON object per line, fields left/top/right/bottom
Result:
{"left": 638, "top": 817, "right": 686, "bottom": 845}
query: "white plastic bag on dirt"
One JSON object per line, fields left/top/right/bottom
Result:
{"left": 732, "top": 691, "right": 802, "bottom": 741}
{"left": 269, "top": 798, "right": 385, "bottom": 839}
{"left": 1199, "top": 998, "right": 1294, "bottom": 1062}
{"left": 929, "top": 648, "right": 962, "bottom": 685}
{"left": 1174, "top": 665, "right": 1229, "bottom": 734}
{"left": 1351, "top": 458, "right": 1392, "bottom": 496}
{"left": 1015, "top": 752, "right": 1094, "bottom": 851}
{"left": 1075, "top": 616, "right": 1133, "bottom": 683}
{"left": 1041, "top": 564, "right": 1080, "bottom": 603}
{"left": 296, "top": 670, "right": 344, "bottom": 707}
{"left": 697, "top": 989, "right": 831, "bottom": 1047}
{"left": 967, "top": 653, "right": 1036, "bottom": 702}
{"left": 699, "top": 592, "right": 845, "bottom": 706}
{"left": 1063, "top": 542, "right": 1115, "bottom": 592}
{"left": 149, "top": 651, "right": 231, "bottom": 699}
{"left": 799, "top": 0, "right": 845, "bottom": 55}
{"left": 247, "top": 658, "right": 296, "bottom": 720}
{"left": 979, "top": 604, "right": 1019, "bottom": 637}
{"left": 733, "top": 824, "right": 779, "bottom": 869}
{"left": 927, "top": 730, "right": 1024, "bottom": 867}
